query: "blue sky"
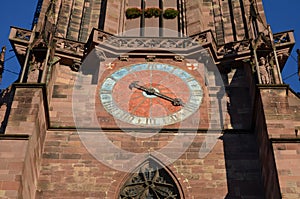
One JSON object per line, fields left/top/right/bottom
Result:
{"left": 0, "top": 1, "right": 37, "bottom": 89}
{"left": 0, "top": 0, "right": 299, "bottom": 92}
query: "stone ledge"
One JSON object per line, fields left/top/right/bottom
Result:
{"left": 0, "top": 134, "right": 29, "bottom": 140}
{"left": 258, "top": 84, "right": 289, "bottom": 90}
{"left": 270, "top": 138, "right": 300, "bottom": 143}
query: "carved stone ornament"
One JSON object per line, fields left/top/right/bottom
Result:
{"left": 119, "top": 160, "right": 181, "bottom": 199}
{"left": 258, "top": 56, "right": 272, "bottom": 84}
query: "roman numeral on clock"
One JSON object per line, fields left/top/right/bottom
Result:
{"left": 183, "top": 102, "right": 199, "bottom": 113}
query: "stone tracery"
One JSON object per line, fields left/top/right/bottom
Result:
{"left": 119, "top": 160, "right": 181, "bottom": 199}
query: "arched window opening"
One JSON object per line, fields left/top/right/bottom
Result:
{"left": 119, "top": 159, "right": 182, "bottom": 199}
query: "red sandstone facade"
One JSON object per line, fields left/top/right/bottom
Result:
{"left": 0, "top": 0, "right": 299, "bottom": 198}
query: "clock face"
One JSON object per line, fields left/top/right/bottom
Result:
{"left": 99, "top": 62, "right": 203, "bottom": 127}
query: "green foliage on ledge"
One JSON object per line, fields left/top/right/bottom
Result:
{"left": 163, "top": 8, "right": 179, "bottom": 19}
{"left": 125, "top": 7, "right": 179, "bottom": 20}
{"left": 126, "top": 8, "right": 142, "bottom": 19}
{"left": 144, "top": 8, "right": 162, "bottom": 18}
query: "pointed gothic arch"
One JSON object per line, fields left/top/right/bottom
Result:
{"left": 118, "top": 157, "right": 184, "bottom": 199}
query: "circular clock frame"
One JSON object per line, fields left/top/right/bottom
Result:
{"left": 99, "top": 62, "right": 203, "bottom": 127}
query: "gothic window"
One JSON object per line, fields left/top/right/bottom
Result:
{"left": 119, "top": 159, "right": 181, "bottom": 199}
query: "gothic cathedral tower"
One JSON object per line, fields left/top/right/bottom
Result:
{"left": 1, "top": 0, "right": 299, "bottom": 198}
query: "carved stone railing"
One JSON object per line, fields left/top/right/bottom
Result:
{"left": 9, "top": 27, "right": 32, "bottom": 44}
{"left": 55, "top": 37, "right": 85, "bottom": 55}
{"left": 89, "top": 29, "right": 254, "bottom": 61}
{"left": 91, "top": 29, "right": 212, "bottom": 51}
{"left": 88, "top": 28, "right": 294, "bottom": 63}
{"left": 216, "top": 40, "right": 251, "bottom": 57}
{"left": 9, "top": 27, "right": 85, "bottom": 56}
{"left": 10, "top": 26, "right": 294, "bottom": 63}
{"left": 103, "top": 35, "right": 200, "bottom": 50}
{"left": 200, "top": 30, "right": 294, "bottom": 60}
{"left": 273, "top": 30, "right": 295, "bottom": 47}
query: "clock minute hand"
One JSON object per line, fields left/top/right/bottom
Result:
{"left": 153, "top": 91, "right": 184, "bottom": 106}
{"left": 129, "top": 81, "right": 184, "bottom": 106}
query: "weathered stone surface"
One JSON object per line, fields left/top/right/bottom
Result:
{"left": 1, "top": 0, "right": 298, "bottom": 198}
{"left": 35, "top": 131, "right": 264, "bottom": 198}
{"left": 259, "top": 87, "right": 300, "bottom": 198}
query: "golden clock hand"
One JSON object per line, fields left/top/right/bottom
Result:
{"left": 129, "top": 81, "right": 184, "bottom": 106}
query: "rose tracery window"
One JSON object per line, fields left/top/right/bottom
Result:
{"left": 119, "top": 160, "right": 181, "bottom": 199}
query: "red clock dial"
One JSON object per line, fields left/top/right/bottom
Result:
{"left": 99, "top": 63, "right": 203, "bottom": 127}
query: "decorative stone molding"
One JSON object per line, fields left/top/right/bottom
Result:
{"left": 146, "top": 55, "right": 155, "bottom": 62}
{"left": 174, "top": 55, "right": 184, "bottom": 62}
{"left": 119, "top": 55, "right": 129, "bottom": 61}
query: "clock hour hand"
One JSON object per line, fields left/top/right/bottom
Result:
{"left": 129, "top": 81, "right": 155, "bottom": 94}
{"left": 129, "top": 81, "right": 184, "bottom": 106}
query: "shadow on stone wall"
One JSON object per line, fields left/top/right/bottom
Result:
{"left": 225, "top": 66, "right": 253, "bottom": 130}
{"left": 221, "top": 132, "right": 265, "bottom": 198}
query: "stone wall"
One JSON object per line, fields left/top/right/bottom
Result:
{"left": 35, "top": 0, "right": 269, "bottom": 44}
{"left": 253, "top": 90, "right": 281, "bottom": 199}
{"left": 186, "top": 0, "right": 267, "bottom": 44}
{"left": 0, "top": 85, "right": 47, "bottom": 198}
{"left": 225, "top": 62, "right": 254, "bottom": 130}
{"left": 104, "top": 0, "right": 123, "bottom": 35}
{"left": 260, "top": 86, "right": 300, "bottom": 198}
{"left": 36, "top": 130, "right": 264, "bottom": 198}
{"left": 273, "top": 142, "right": 300, "bottom": 199}
{"left": 0, "top": 139, "right": 28, "bottom": 198}
{"left": 54, "top": 56, "right": 260, "bottom": 132}
{"left": 48, "top": 64, "right": 77, "bottom": 128}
